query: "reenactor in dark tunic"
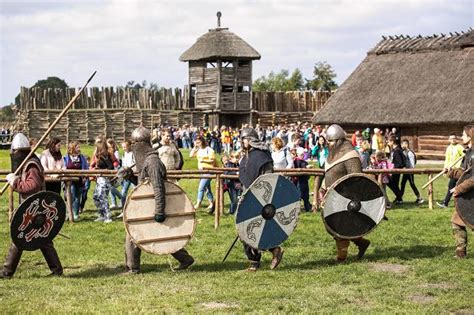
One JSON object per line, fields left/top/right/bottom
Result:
{"left": 124, "top": 126, "right": 194, "bottom": 274}
{"left": 323, "top": 125, "right": 371, "bottom": 262}
{"left": 1, "top": 133, "right": 63, "bottom": 279}
{"left": 447, "top": 125, "right": 473, "bottom": 258}
{"left": 238, "top": 128, "right": 284, "bottom": 271}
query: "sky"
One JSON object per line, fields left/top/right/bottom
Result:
{"left": 0, "top": 0, "right": 472, "bottom": 106}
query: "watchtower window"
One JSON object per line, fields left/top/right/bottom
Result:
{"left": 238, "top": 85, "right": 250, "bottom": 93}
{"left": 238, "top": 60, "right": 250, "bottom": 67}
{"left": 222, "top": 85, "right": 234, "bottom": 92}
{"left": 206, "top": 62, "right": 216, "bottom": 68}
{"left": 222, "top": 61, "right": 234, "bottom": 68}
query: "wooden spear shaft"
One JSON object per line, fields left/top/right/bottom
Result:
{"left": 421, "top": 153, "right": 465, "bottom": 190}
{"left": 0, "top": 71, "right": 97, "bottom": 195}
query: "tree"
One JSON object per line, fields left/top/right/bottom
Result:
{"left": 125, "top": 80, "right": 160, "bottom": 90}
{"left": 253, "top": 68, "right": 305, "bottom": 92}
{"left": 33, "top": 77, "right": 68, "bottom": 89}
{"left": 305, "top": 61, "right": 338, "bottom": 91}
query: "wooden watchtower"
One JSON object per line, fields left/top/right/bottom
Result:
{"left": 179, "top": 12, "right": 261, "bottom": 127}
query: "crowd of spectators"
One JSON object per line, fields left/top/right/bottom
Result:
{"left": 28, "top": 122, "right": 432, "bottom": 221}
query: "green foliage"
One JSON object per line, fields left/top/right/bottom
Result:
{"left": 125, "top": 81, "right": 160, "bottom": 90}
{"left": 0, "top": 105, "right": 15, "bottom": 122}
{"left": 0, "top": 147, "right": 472, "bottom": 313}
{"left": 33, "top": 77, "right": 69, "bottom": 89}
{"left": 253, "top": 69, "right": 305, "bottom": 92}
{"left": 305, "top": 61, "right": 338, "bottom": 91}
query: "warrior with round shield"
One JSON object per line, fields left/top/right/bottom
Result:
{"left": 447, "top": 124, "right": 473, "bottom": 258}
{"left": 123, "top": 126, "right": 194, "bottom": 274}
{"left": 321, "top": 124, "right": 372, "bottom": 262}
{"left": 1, "top": 133, "right": 63, "bottom": 279}
{"left": 238, "top": 128, "right": 284, "bottom": 271}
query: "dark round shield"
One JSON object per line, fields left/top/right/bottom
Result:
{"left": 236, "top": 173, "right": 300, "bottom": 250}
{"left": 11, "top": 191, "right": 66, "bottom": 251}
{"left": 323, "top": 173, "right": 386, "bottom": 239}
{"left": 455, "top": 170, "right": 474, "bottom": 229}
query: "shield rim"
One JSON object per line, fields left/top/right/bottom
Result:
{"left": 10, "top": 191, "right": 66, "bottom": 251}
{"left": 123, "top": 180, "right": 196, "bottom": 255}
{"left": 322, "top": 173, "right": 386, "bottom": 239}
{"left": 455, "top": 168, "right": 474, "bottom": 229}
{"left": 235, "top": 173, "right": 300, "bottom": 250}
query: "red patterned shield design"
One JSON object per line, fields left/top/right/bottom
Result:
{"left": 11, "top": 191, "right": 66, "bottom": 251}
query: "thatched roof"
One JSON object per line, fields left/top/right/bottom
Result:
{"left": 180, "top": 28, "right": 261, "bottom": 62}
{"left": 313, "top": 30, "right": 474, "bottom": 126}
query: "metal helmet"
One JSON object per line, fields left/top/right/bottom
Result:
{"left": 11, "top": 133, "right": 30, "bottom": 151}
{"left": 131, "top": 125, "right": 151, "bottom": 143}
{"left": 240, "top": 128, "right": 259, "bottom": 140}
{"left": 326, "top": 124, "right": 346, "bottom": 141}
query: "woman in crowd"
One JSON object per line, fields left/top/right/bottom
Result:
{"left": 63, "top": 141, "right": 89, "bottom": 221}
{"left": 90, "top": 137, "right": 119, "bottom": 223}
{"left": 271, "top": 137, "right": 293, "bottom": 169}
{"left": 106, "top": 138, "right": 123, "bottom": 210}
{"left": 40, "top": 137, "right": 64, "bottom": 194}
{"left": 189, "top": 136, "right": 216, "bottom": 214}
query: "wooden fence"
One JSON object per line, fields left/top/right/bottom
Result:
{"left": 1, "top": 167, "right": 442, "bottom": 229}
{"left": 18, "top": 87, "right": 332, "bottom": 113}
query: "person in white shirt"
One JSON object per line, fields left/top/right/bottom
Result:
{"left": 271, "top": 137, "right": 293, "bottom": 169}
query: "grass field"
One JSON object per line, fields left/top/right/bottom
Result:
{"left": 0, "top": 146, "right": 472, "bottom": 313}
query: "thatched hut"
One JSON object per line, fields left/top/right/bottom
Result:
{"left": 313, "top": 30, "right": 474, "bottom": 159}
{"left": 180, "top": 12, "right": 261, "bottom": 127}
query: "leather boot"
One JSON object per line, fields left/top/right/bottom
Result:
{"left": 270, "top": 247, "right": 284, "bottom": 269}
{"left": 125, "top": 234, "right": 141, "bottom": 273}
{"left": 40, "top": 242, "right": 63, "bottom": 276}
{"left": 353, "top": 238, "right": 371, "bottom": 259}
{"left": 3, "top": 243, "right": 23, "bottom": 278}
{"left": 172, "top": 248, "right": 194, "bottom": 270}
{"left": 245, "top": 261, "right": 260, "bottom": 272}
{"left": 335, "top": 239, "right": 350, "bottom": 262}
{"left": 455, "top": 248, "right": 466, "bottom": 259}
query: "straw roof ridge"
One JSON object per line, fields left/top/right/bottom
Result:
{"left": 180, "top": 27, "right": 261, "bottom": 62}
{"left": 369, "top": 29, "right": 474, "bottom": 55}
{"left": 313, "top": 30, "right": 474, "bottom": 126}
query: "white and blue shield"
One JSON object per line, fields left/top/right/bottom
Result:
{"left": 236, "top": 173, "right": 300, "bottom": 250}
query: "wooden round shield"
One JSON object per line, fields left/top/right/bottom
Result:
{"left": 323, "top": 173, "right": 386, "bottom": 239}
{"left": 455, "top": 169, "right": 474, "bottom": 229}
{"left": 11, "top": 191, "right": 66, "bottom": 251}
{"left": 236, "top": 173, "right": 300, "bottom": 250}
{"left": 123, "top": 181, "right": 196, "bottom": 255}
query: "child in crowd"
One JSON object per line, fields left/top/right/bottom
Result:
{"left": 370, "top": 151, "right": 392, "bottom": 209}
{"left": 358, "top": 140, "right": 371, "bottom": 169}
{"left": 63, "top": 141, "right": 88, "bottom": 221}
{"left": 222, "top": 152, "right": 241, "bottom": 215}
{"left": 293, "top": 147, "right": 312, "bottom": 212}
{"left": 80, "top": 156, "right": 91, "bottom": 214}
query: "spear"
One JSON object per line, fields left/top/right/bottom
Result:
{"left": 1, "top": 71, "right": 97, "bottom": 195}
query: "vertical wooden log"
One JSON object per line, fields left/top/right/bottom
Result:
{"left": 214, "top": 174, "right": 221, "bottom": 229}
{"left": 65, "top": 181, "right": 74, "bottom": 222}
{"left": 8, "top": 187, "right": 14, "bottom": 222}
{"left": 216, "top": 59, "right": 222, "bottom": 110}
{"left": 428, "top": 174, "right": 434, "bottom": 210}
{"left": 219, "top": 176, "right": 224, "bottom": 216}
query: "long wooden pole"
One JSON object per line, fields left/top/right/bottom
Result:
{"left": 422, "top": 154, "right": 465, "bottom": 190}
{"left": 0, "top": 71, "right": 97, "bottom": 195}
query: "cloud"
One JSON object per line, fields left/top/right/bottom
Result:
{"left": 0, "top": 0, "right": 472, "bottom": 105}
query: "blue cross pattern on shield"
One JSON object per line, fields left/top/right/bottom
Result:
{"left": 236, "top": 173, "right": 300, "bottom": 250}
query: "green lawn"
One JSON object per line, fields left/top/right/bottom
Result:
{"left": 0, "top": 146, "right": 472, "bottom": 313}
